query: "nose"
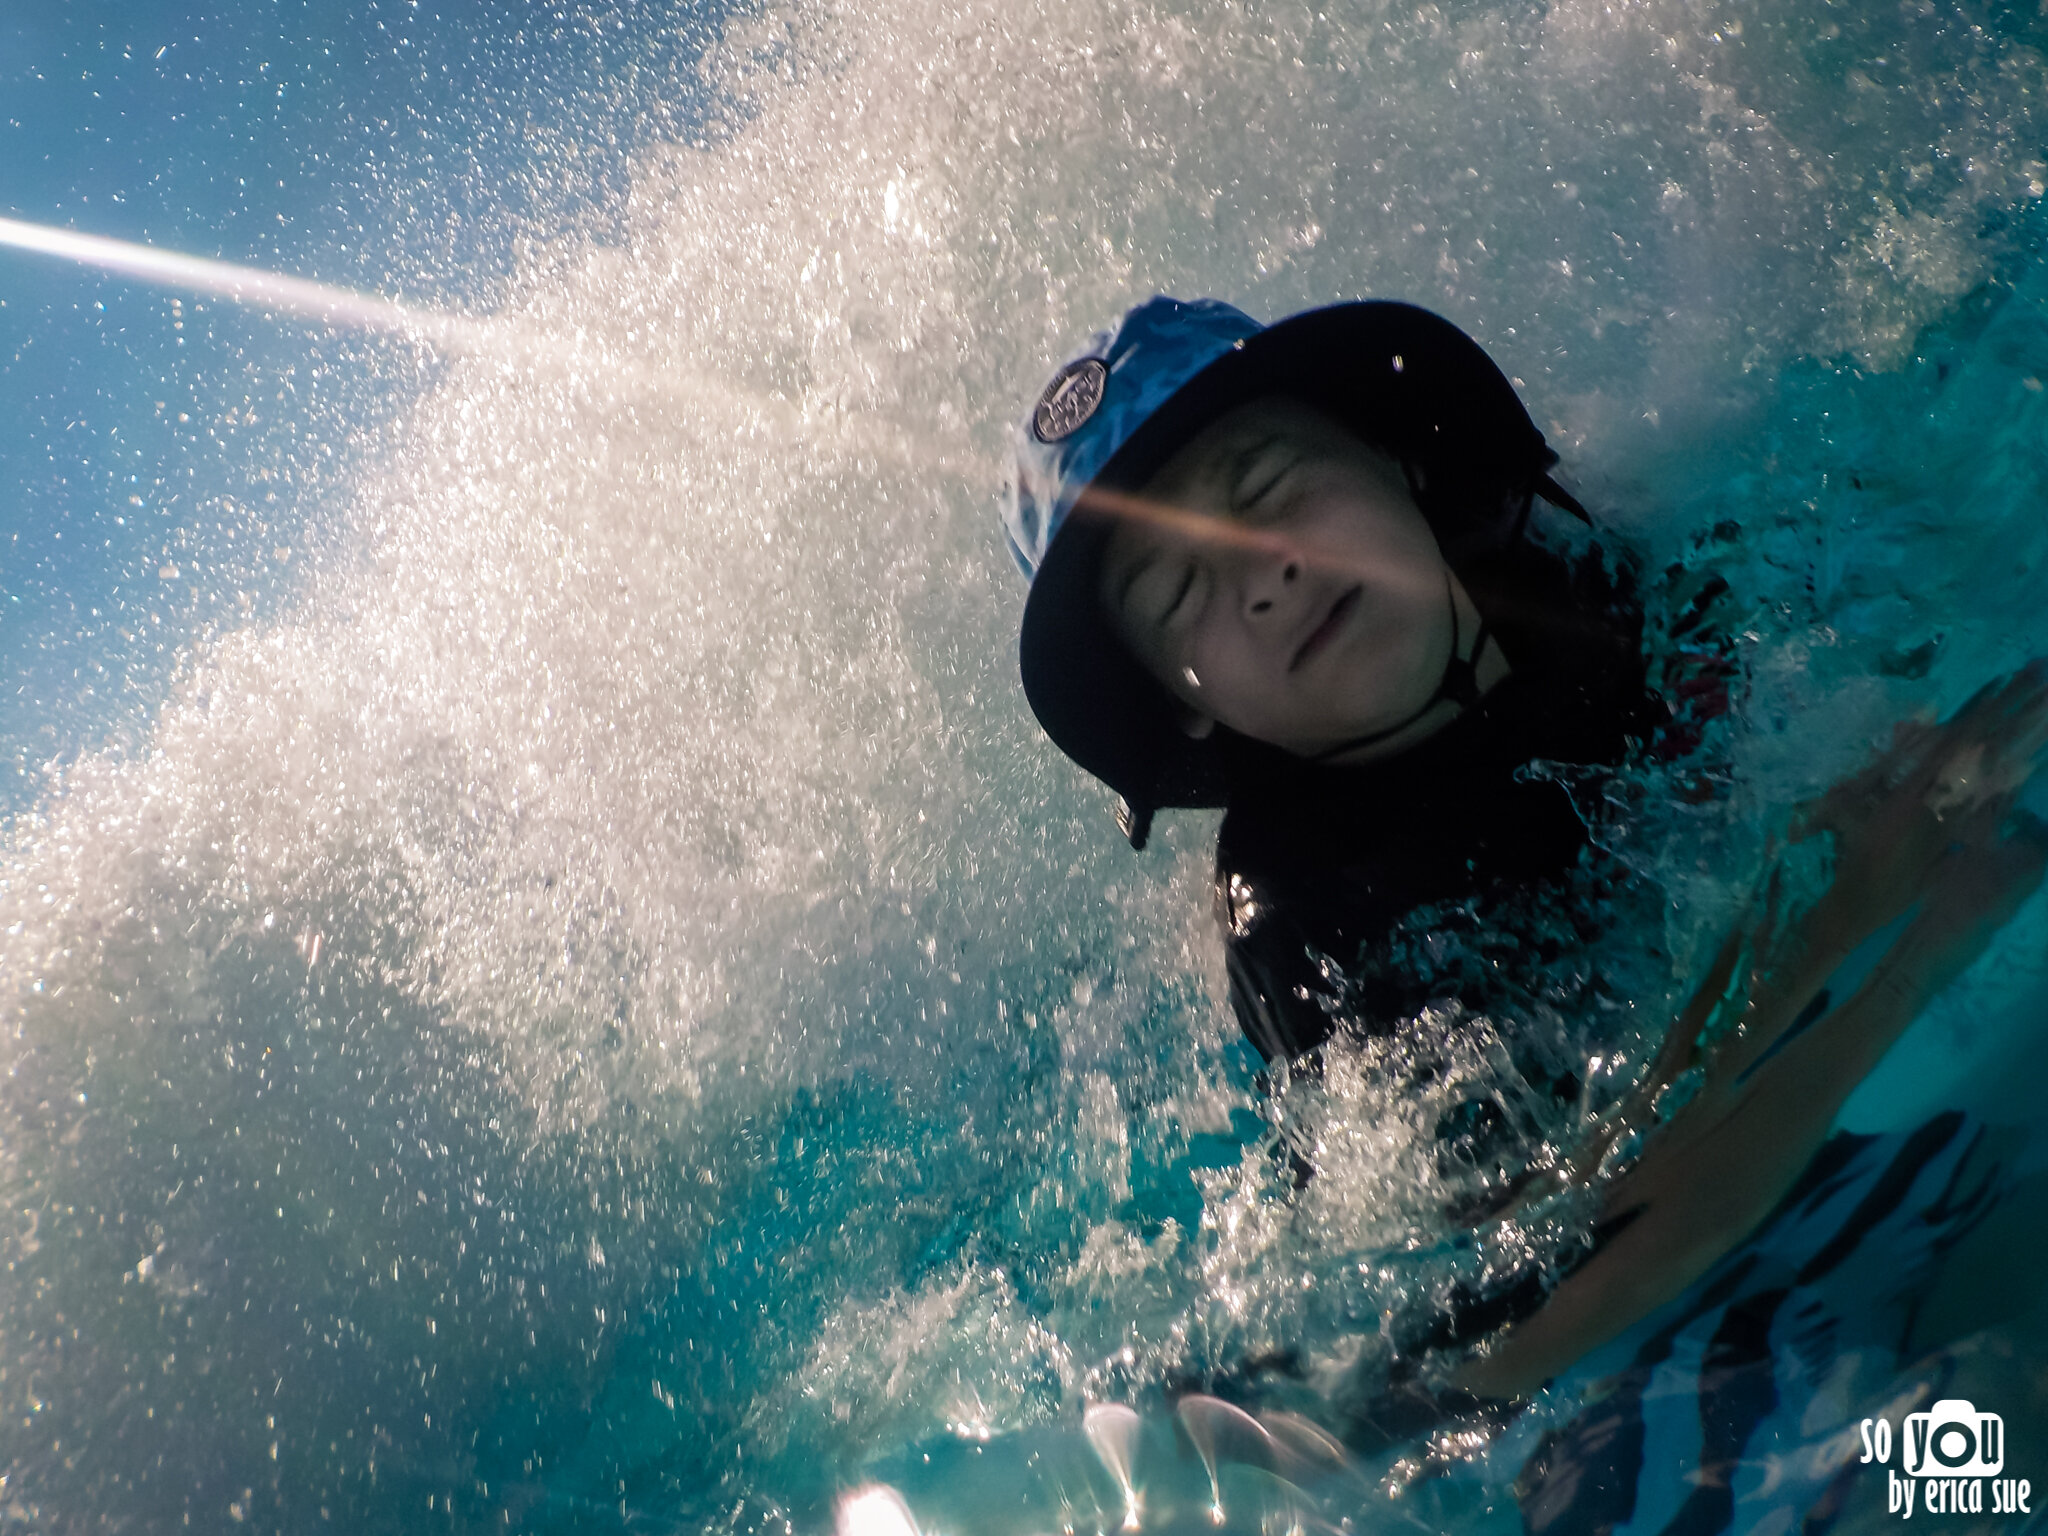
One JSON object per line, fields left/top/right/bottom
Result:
{"left": 1243, "top": 541, "right": 1303, "bottom": 619}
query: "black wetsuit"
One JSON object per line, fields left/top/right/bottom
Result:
{"left": 1213, "top": 537, "right": 1668, "bottom": 1067}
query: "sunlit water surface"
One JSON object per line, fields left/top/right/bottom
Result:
{"left": 4, "top": 1, "right": 2048, "bottom": 1531}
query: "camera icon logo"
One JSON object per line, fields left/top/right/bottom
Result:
{"left": 1904, "top": 1400, "right": 2005, "bottom": 1479}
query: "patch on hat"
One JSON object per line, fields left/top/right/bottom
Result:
{"left": 1032, "top": 358, "right": 1108, "bottom": 443}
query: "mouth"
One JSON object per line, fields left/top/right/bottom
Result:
{"left": 1291, "top": 585, "right": 1361, "bottom": 673}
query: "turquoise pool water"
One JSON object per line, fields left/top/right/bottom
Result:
{"left": 4, "top": 2, "right": 2048, "bottom": 1531}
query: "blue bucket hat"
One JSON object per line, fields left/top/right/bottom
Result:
{"left": 1004, "top": 296, "right": 1580, "bottom": 848}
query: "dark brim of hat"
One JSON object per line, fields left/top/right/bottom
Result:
{"left": 1018, "top": 299, "right": 1556, "bottom": 829}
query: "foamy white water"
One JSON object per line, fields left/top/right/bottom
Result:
{"left": 3, "top": 0, "right": 2047, "bottom": 1528}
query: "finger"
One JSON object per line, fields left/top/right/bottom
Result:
{"left": 1796, "top": 668, "right": 2047, "bottom": 841}
{"left": 1891, "top": 669, "right": 2048, "bottom": 806}
{"left": 1893, "top": 713, "right": 1942, "bottom": 752}
{"left": 1933, "top": 792, "right": 2023, "bottom": 857}
{"left": 1925, "top": 674, "right": 2048, "bottom": 813}
{"left": 1932, "top": 804, "right": 2048, "bottom": 889}
{"left": 1982, "top": 673, "right": 2048, "bottom": 776}
{"left": 1793, "top": 716, "right": 1940, "bottom": 839}
{"left": 1921, "top": 815, "right": 2048, "bottom": 936}
{"left": 1959, "top": 663, "right": 2048, "bottom": 751}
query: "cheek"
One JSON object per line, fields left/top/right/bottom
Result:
{"left": 1194, "top": 605, "right": 1439, "bottom": 749}
{"left": 1182, "top": 634, "right": 1271, "bottom": 727}
{"left": 1299, "top": 485, "right": 1439, "bottom": 591}
{"left": 1349, "top": 599, "right": 1437, "bottom": 679}
{"left": 1185, "top": 636, "right": 1325, "bottom": 744}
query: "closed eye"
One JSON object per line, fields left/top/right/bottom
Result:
{"left": 1163, "top": 564, "right": 1197, "bottom": 623}
{"left": 1233, "top": 454, "right": 1295, "bottom": 514}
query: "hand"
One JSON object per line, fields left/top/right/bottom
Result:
{"left": 1452, "top": 674, "right": 2048, "bottom": 1401}
{"left": 1793, "top": 662, "right": 2048, "bottom": 947}
{"left": 1876, "top": 807, "right": 2048, "bottom": 1011}
{"left": 1457, "top": 805, "right": 2047, "bottom": 1402}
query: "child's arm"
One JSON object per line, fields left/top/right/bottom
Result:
{"left": 1454, "top": 666, "right": 2048, "bottom": 1399}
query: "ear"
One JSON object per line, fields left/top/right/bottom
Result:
{"left": 1177, "top": 708, "right": 1218, "bottom": 740}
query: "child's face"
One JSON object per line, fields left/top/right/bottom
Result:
{"left": 1093, "top": 397, "right": 1455, "bottom": 760}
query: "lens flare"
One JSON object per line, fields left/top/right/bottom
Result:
{"left": 1084, "top": 1403, "right": 1145, "bottom": 1530}
{"left": 0, "top": 214, "right": 477, "bottom": 346}
{"left": 0, "top": 214, "right": 989, "bottom": 484}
